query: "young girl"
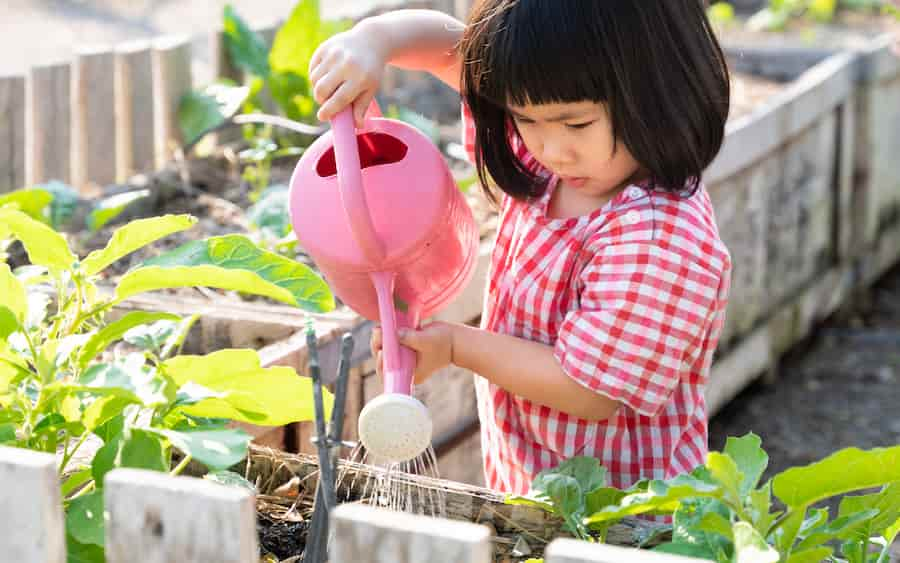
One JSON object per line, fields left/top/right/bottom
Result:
{"left": 309, "top": 1, "right": 732, "bottom": 495}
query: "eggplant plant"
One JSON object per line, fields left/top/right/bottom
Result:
{"left": 0, "top": 206, "right": 335, "bottom": 562}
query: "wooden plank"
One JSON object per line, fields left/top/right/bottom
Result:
{"left": 105, "top": 468, "right": 257, "bottom": 563}
{"left": 0, "top": 74, "right": 26, "bottom": 192}
{"left": 0, "top": 446, "right": 66, "bottom": 563}
{"left": 331, "top": 503, "right": 492, "bottom": 563}
{"left": 242, "top": 445, "right": 668, "bottom": 549}
{"left": 115, "top": 40, "right": 156, "bottom": 181}
{"left": 152, "top": 35, "right": 192, "bottom": 168}
{"left": 546, "top": 538, "right": 705, "bottom": 563}
{"left": 25, "top": 61, "right": 70, "bottom": 185}
{"left": 72, "top": 46, "right": 117, "bottom": 192}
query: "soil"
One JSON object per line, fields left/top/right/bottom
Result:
{"left": 709, "top": 262, "right": 900, "bottom": 518}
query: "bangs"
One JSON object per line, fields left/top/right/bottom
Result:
{"left": 463, "top": 1, "right": 615, "bottom": 108}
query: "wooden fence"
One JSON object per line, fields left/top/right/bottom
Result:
{"left": 0, "top": 0, "right": 471, "bottom": 195}
{"left": 0, "top": 445, "right": 703, "bottom": 563}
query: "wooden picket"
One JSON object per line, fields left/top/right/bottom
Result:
{"left": 72, "top": 46, "right": 117, "bottom": 192}
{"left": 25, "top": 61, "right": 71, "bottom": 186}
{"left": 114, "top": 40, "right": 156, "bottom": 182}
{"left": 0, "top": 74, "right": 26, "bottom": 193}
{"left": 0, "top": 445, "right": 705, "bottom": 563}
{"left": 0, "top": 446, "right": 66, "bottom": 563}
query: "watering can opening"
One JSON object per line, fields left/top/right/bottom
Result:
{"left": 315, "top": 132, "right": 409, "bottom": 178}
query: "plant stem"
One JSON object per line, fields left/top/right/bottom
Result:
{"left": 68, "top": 481, "right": 95, "bottom": 501}
{"left": 59, "top": 431, "right": 91, "bottom": 476}
{"left": 170, "top": 455, "right": 192, "bottom": 477}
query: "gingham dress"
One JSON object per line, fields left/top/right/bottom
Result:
{"left": 462, "top": 106, "right": 732, "bottom": 494}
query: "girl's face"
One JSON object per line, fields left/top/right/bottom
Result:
{"left": 509, "top": 100, "right": 641, "bottom": 202}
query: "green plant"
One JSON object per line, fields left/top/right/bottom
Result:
{"left": 709, "top": 0, "right": 896, "bottom": 31}
{"left": 509, "top": 434, "right": 900, "bottom": 562}
{"left": 0, "top": 206, "right": 335, "bottom": 562}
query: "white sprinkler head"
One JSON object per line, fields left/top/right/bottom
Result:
{"left": 358, "top": 394, "right": 432, "bottom": 463}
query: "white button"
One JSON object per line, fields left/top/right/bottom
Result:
{"left": 627, "top": 186, "right": 644, "bottom": 199}
{"left": 625, "top": 210, "right": 642, "bottom": 225}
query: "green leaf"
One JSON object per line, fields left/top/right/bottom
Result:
{"left": 121, "top": 429, "right": 169, "bottom": 473}
{"left": 724, "top": 433, "right": 768, "bottom": 498}
{"left": 178, "top": 82, "right": 250, "bottom": 145}
{"left": 584, "top": 487, "right": 627, "bottom": 516}
{"left": 81, "top": 214, "right": 196, "bottom": 276}
{"left": 706, "top": 452, "right": 745, "bottom": 506}
{"left": 707, "top": 2, "right": 736, "bottom": 24}
{"left": 732, "top": 521, "right": 778, "bottom": 563}
{"left": 786, "top": 547, "right": 833, "bottom": 563}
{"left": 123, "top": 319, "right": 180, "bottom": 352}
{"left": 0, "top": 187, "right": 53, "bottom": 220}
{"left": 586, "top": 473, "right": 721, "bottom": 525}
{"left": 66, "top": 534, "right": 104, "bottom": 563}
{"left": 66, "top": 490, "right": 105, "bottom": 546}
{"left": 118, "top": 235, "right": 334, "bottom": 312}
{"left": 533, "top": 456, "right": 607, "bottom": 496}
{"left": 76, "top": 361, "right": 170, "bottom": 407}
{"left": 772, "top": 509, "right": 805, "bottom": 556}
{"left": 77, "top": 312, "right": 181, "bottom": 369}
{"left": 40, "top": 181, "right": 80, "bottom": 230}
{"left": 794, "top": 508, "right": 880, "bottom": 551}
{"left": 150, "top": 427, "right": 251, "bottom": 471}
{"left": 164, "top": 349, "right": 328, "bottom": 425}
{"left": 247, "top": 184, "right": 291, "bottom": 238}
{"left": 91, "top": 437, "right": 120, "bottom": 487}
{"left": 83, "top": 396, "right": 136, "bottom": 433}
{"left": 0, "top": 263, "right": 27, "bottom": 328}
{"left": 773, "top": 446, "right": 900, "bottom": 510}
{"left": 61, "top": 467, "right": 93, "bottom": 498}
{"left": 836, "top": 482, "right": 900, "bottom": 542}
{"left": 94, "top": 414, "right": 124, "bottom": 444}
{"left": 666, "top": 497, "right": 733, "bottom": 562}
{"left": 0, "top": 422, "right": 15, "bottom": 443}
{"left": 87, "top": 190, "right": 150, "bottom": 232}
{"left": 0, "top": 208, "right": 76, "bottom": 271}
{"left": 204, "top": 469, "right": 257, "bottom": 492}
{"left": 223, "top": 5, "right": 271, "bottom": 78}
{"left": 750, "top": 482, "right": 778, "bottom": 533}
{"left": 268, "top": 71, "right": 314, "bottom": 121}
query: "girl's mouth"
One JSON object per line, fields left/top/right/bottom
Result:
{"left": 560, "top": 176, "right": 588, "bottom": 188}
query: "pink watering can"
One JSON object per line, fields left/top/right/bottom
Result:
{"left": 288, "top": 104, "right": 479, "bottom": 463}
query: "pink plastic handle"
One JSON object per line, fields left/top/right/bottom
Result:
{"left": 370, "top": 271, "right": 417, "bottom": 395}
{"left": 330, "top": 108, "right": 385, "bottom": 265}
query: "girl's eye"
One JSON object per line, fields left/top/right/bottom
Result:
{"left": 566, "top": 121, "right": 594, "bottom": 130}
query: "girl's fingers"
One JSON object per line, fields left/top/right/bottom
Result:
{"left": 375, "top": 350, "right": 383, "bottom": 377}
{"left": 353, "top": 91, "right": 376, "bottom": 129}
{"left": 312, "top": 69, "right": 344, "bottom": 107}
{"left": 370, "top": 327, "right": 382, "bottom": 357}
{"left": 317, "top": 80, "right": 361, "bottom": 122}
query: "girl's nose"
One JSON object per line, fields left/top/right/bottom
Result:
{"left": 541, "top": 139, "right": 574, "bottom": 167}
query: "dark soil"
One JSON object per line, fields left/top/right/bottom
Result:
{"left": 709, "top": 261, "right": 900, "bottom": 515}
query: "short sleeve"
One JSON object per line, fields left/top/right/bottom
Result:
{"left": 553, "top": 242, "right": 721, "bottom": 417}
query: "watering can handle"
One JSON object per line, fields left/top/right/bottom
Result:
{"left": 330, "top": 106, "right": 385, "bottom": 265}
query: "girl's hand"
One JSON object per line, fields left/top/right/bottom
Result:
{"left": 309, "top": 21, "right": 387, "bottom": 127}
{"left": 370, "top": 322, "right": 456, "bottom": 385}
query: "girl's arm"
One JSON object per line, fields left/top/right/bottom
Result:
{"left": 451, "top": 324, "right": 621, "bottom": 421}
{"left": 381, "top": 323, "right": 621, "bottom": 422}
{"left": 361, "top": 10, "right": 464, "bottom": 89}
{"left": 310, "top": 10, "right": 463, "bottom": 125}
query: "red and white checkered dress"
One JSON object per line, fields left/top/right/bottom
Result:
{"left": 462, "top": 106, "right": 732, "bottom": 494}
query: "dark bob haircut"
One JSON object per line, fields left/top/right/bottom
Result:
{"left": 459, "top": 0, "right": 731, "bottom": 202}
